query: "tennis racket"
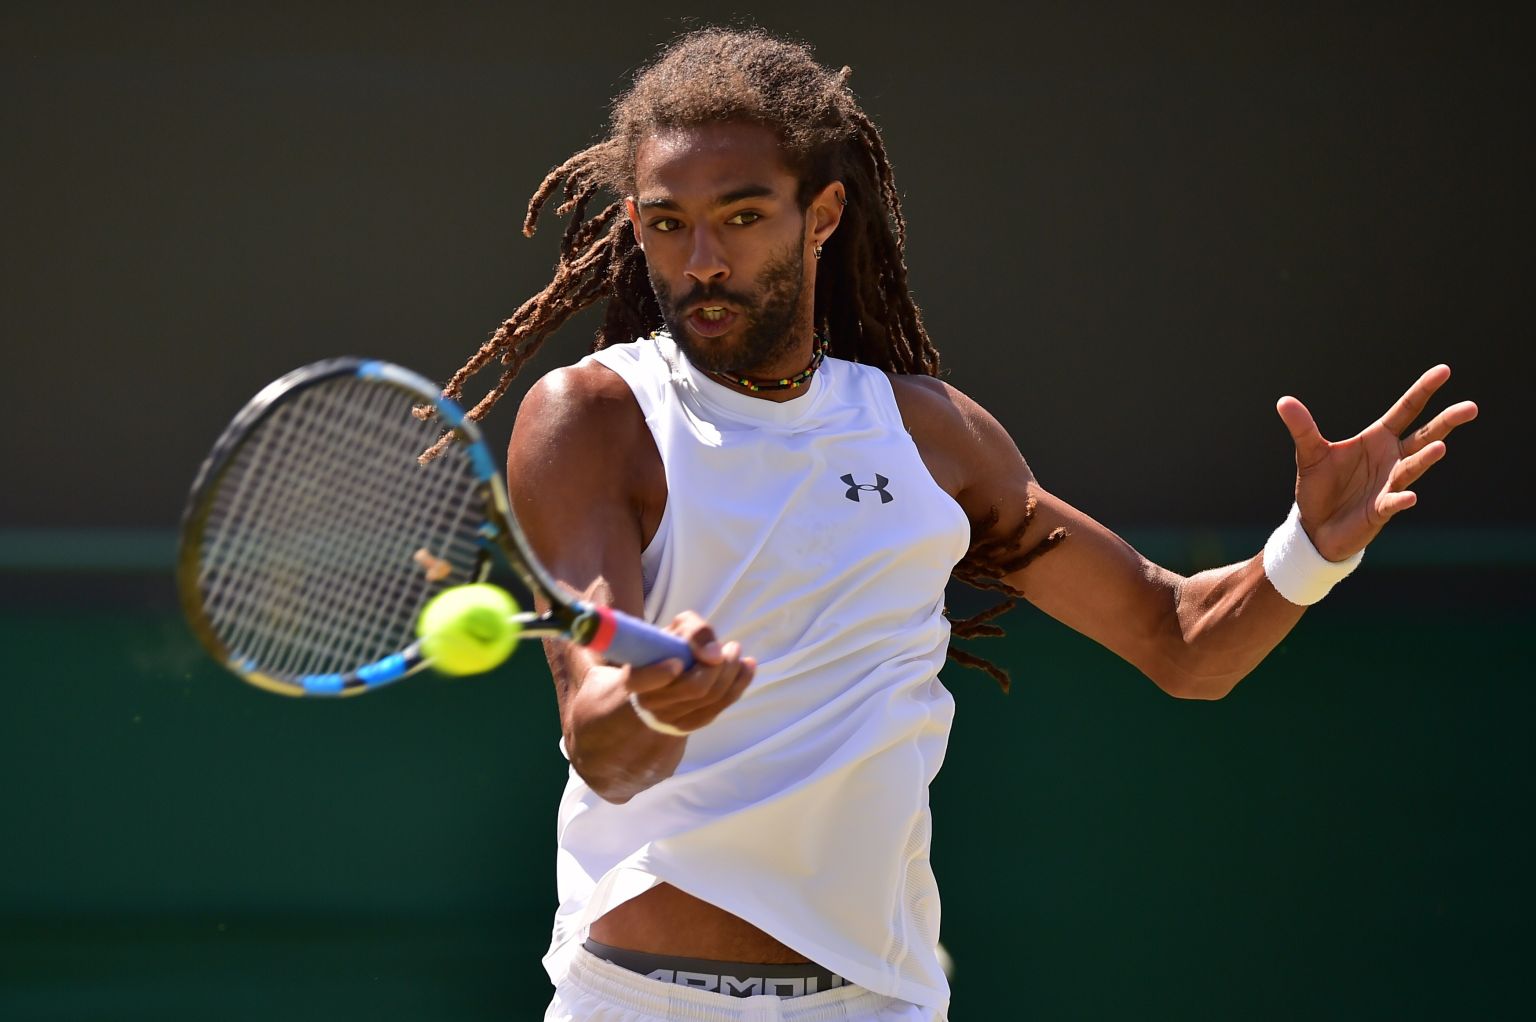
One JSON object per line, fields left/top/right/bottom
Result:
{"left": 177, "top": 357, "right": 692, "bottom": 697}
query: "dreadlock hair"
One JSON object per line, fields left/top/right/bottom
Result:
{"left": 426, "top": 26, "right": 1063, "bottom": 690}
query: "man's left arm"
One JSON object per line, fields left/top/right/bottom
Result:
{"left": 902, "top": 365, "right": 1477, "bottom": 700}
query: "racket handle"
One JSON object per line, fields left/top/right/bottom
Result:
{"left": 583, "top": 606, "right": 695, "bottom": 669}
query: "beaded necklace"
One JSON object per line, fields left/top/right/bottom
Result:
{"left": 708, "top": 333, "right": 830, "bottom": 393}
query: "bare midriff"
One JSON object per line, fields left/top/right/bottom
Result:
{"left": 588, "top": 882, "right": 809, "bottom": 963}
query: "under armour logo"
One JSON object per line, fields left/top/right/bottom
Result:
{"left": 841, "top": 473, "right": 893, "bottom": 503}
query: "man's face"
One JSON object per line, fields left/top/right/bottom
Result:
{"left": 626, "top": 122, "right": 816, "bottom": 376}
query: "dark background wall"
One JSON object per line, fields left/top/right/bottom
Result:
{"left": 2, "top": 3, "right": 1531, "bottom": 1020}
{"left": 4, "top": 2, "right": 1528, "bottom": 531}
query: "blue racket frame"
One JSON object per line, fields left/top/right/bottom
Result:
{"left": 178, "top": 358, "right": 692, "bottom": 696}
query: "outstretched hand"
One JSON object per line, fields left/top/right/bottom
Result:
{"left": 1276, "top": 364, "right": 1478, "bottom": 562}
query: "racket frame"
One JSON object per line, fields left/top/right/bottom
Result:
{"left": 177, "top": 358, "right": 632, "bottom": 697}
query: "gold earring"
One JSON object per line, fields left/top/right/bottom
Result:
{"left": 814, "top": 244, "right": 823, "bottom": 259}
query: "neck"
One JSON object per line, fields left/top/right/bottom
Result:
{"left": 708, "top": 333, "right": 829, "bottom": 402}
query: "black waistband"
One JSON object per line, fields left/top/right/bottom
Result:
{"left": 582, "top": 938, "right": 847, "bottom": 998}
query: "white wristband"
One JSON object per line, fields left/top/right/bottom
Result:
{"left": 1262, "top": 503, "right": 1363, "bottom": 605}
{"left": 628, "top": 692, "right": 692, "bottom": 737}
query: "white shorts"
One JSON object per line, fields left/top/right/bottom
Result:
{"left": 545, "top": 947, "right": 947, "bottom": 1022}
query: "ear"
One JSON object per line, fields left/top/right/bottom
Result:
{"left": 806, "top": 180, "right": 846, "bottom": 249}
{"left": 624, "top": 197, "right": 645, "bottom": 250}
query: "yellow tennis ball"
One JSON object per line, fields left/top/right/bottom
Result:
{"left": 416, "top": 584, "right": 521, "bottom": 676}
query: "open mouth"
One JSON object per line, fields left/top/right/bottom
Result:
{"left": 687, "top": 306, "right": 739, "bottom": 337}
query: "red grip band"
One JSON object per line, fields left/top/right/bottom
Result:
{"left": 587, "top": 606, "right": 618, "bottom": 653}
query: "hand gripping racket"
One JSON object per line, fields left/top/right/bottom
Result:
{"left": 177, "top": 357, "right": 693, "bottom": 696}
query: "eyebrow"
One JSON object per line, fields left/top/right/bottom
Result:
{"left": 637, "top": 184, "right": 779, "bottom": 211}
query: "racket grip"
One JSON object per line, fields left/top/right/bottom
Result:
{"left": 585, "top": 606, "right": 695, "bottom": 669}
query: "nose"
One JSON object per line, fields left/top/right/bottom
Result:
{"left": 684, "top": 227, "right": 729, "bottom": 286}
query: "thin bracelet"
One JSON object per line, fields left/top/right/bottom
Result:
{"left": 628, "top": 692, "right": 692, "bottom": 737}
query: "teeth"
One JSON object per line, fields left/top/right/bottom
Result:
{"left": 698, "top": 308, "right": 726, "bottom": 321}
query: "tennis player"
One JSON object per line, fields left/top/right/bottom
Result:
{"left": 433, "top": 27, "right": 1477, "bottom": 1022}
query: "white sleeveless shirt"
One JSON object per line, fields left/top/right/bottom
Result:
{"left": 544, "top": 333, "right": 970, "bottom": 1010}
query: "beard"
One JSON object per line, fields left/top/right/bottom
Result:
{"left": 650, "top": 241, "right": 807, "bottom": 375}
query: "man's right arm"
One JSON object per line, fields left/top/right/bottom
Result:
{"left": 506, "top": 363, "right": 754, "bottom": 804}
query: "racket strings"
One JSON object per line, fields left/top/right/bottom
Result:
{"left": 206, "top": 398, "right": 326, "bottom": 666}
{"left": 297, "top": 380, "right": 483, "bottom": 672}
{"left": 197, "top": 376, "right": 490, "bottom": 679}
{"left": 291, "top": 379, "right": 486, "bottom": 674}
{"left": 282, "top": 380, "right": 447, "bottom": 674}
{"left": 211, "top": 381, "right": 474, "bottom": 676}
{"left": 204, "top": 382, "right": 388, "bottom": 675}
{"left": 264, "top": 381, "right": 417, "bottom": 675}
{"left": 212, "top": 384, "right": 384, "bottom": 674}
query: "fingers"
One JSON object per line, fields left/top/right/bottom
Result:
{"left": 1377, "top": 488, "right": 1418, "bottom": 518}
{"left": 626, "top": 611, "right": 756, "bottom": 733}
{"left": 671, "top": 610, "right": 725, "bottom": 665}
{"left": 1275, "top": 396, "right": 1329, "bottom": 468}
{"left": 1379, "top": 364, "right": 1451, "bottom": 437}
{"left": 1400, "top": 399, "right": 1479, "bottom": 456}
{"left": 640, "top": 640, "right": 754, "bottom": 712}
{"left": 671, "top": 661, "right": 756, "bottom": 733}
{"left": 1376, "top": 436, "right": 1447, "bottom": 523}
{"left": 623, "top": 656, "right": 691, "bottom": 695}
{"left": 1390, "top": 438, "right": 1446, "bottom": 492}
{"left": 628, "top": 645, "right": 756, "bottom": 733}
{"left": 623, "top": 611, "right": 723, "bottom": 695}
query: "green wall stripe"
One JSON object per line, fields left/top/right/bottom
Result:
{"left": 0, "top": 526, "right": 1528, "bottom": 573}
{"left": 0, "top": 530, "right": 179, "bottom": 572}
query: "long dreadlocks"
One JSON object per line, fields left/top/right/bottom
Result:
{"left": 428, "top": 26, "right": 1064, "bottom": 689}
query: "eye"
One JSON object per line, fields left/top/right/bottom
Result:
{"left": 726, "top": 210, "right": 761, "bottom": 226}
{"left": 649, "top": 217, "right": 682, "bottom": 233}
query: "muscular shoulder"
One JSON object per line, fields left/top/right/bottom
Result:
{"left": 887, "top": 374, "right": 1031, "bottom": 495}
{"left": 518, "top": 360, "right": 643, "bottom": 434}
{"left": 886, "top": 373, "right": 992, "bottom": 442}
{"left": 508, "top": 360, "right": 663, "bottom": 515}
{"left": 885, "top": 374, "right": 1037, "bottom": 534}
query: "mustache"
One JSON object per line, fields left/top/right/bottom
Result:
{"left": 670, "top": 284, "right": 753, "bottom": 311}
